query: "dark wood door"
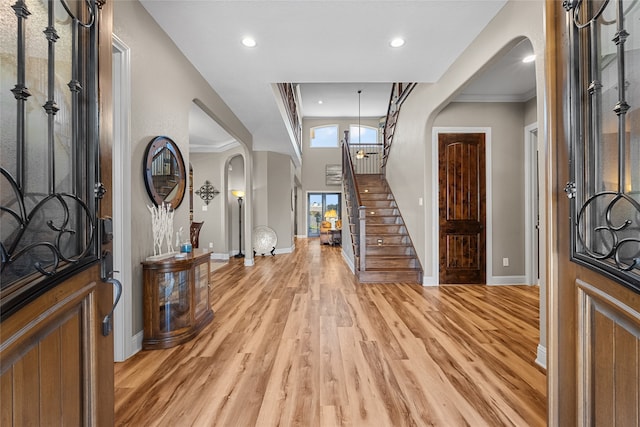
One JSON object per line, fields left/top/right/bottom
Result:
{"left": 438, "top": 133, "right": 486, "bottom": 284}
{"left": 0, "top": 1, "right": 114, "bottom": 424}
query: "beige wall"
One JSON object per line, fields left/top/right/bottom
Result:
{"left": 227, "top": 154, "right": 246, "bottom": 255}
{"left": 433, "top": 102, "right": 527, "bottom": 277}
{"left": 266, "top": 152, "right": 296, "bottom": 251}
{"left": 251, "top": 151, "right": 295, "bottom": 252}
{"left": 253, "top": 152, "right": 269, "bottom": 228}
{"left": 386, "top": 0, "right": 545, "bottom": 284}
{"left": 114, "top": 0, "right": 252, "bottom": 335}
{"left": 524, "top": 97, "right": 538, "bottom": 126}
{"left": 190, "top": 146, "right": 245, "bottom": 257}
{"left": 300, "top": 117, "right": 379, "bottom": 241}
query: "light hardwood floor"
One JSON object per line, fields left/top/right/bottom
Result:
{"left": 115, "top": 239, "right": 546, "bottom": 426}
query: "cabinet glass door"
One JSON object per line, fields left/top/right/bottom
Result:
{"left": 158, "top": 270, "right": 190, "bottom": 332}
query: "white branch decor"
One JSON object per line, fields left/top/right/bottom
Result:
{"left": 147, "top": 203, "right": 175, "bottom": 258}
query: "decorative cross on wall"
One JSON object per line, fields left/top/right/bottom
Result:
{"left": 195, "top": 180, "right": 220, "bottom": 205}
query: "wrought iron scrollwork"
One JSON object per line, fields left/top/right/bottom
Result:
{"left": 576, "top": 191, "right": 640, "bottom": 272}
{"left": 567, "top": 0, "right": 640, "bottom": 288}
{"left": 1, "top": 0, "right": 100, "bottom": 300}
{"left": 1, "top": 168, "right": 96, "bottom": 280}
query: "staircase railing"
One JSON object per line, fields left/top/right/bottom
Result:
{"left": 342, "top": 131, "right": 366, "bottom": 271}
{"left": 381, "top": 82, "right": 416, "bottom": 174}
{"left": 276, "top": 83, "right": 303, "bottom": 155}
{"left": 349, "top": 143, "right": 383, "bottom": 175}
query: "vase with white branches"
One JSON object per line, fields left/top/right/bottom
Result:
{"left": 147, "top": 203, "right": 176, "bottom": 260}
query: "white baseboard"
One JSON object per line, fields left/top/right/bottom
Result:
{"left": 422, "top": 275, "right": 528, "bottom": 286}
{"left": 250, "top": 244, "right": 295, "bottom": 257}
{"left": 422, "top": 276, "right": 438, "bottom": 286}
{"left": 296, "top": 235, "right": 308, "bottom": 239}
{"left": 488, "top": 275, "right": 528, "bottom": 285}
{"left": 210, "top": 252, "right": 230, "bottom": 260}
{"left": 274, "top": 244, "right": 295, "bottom": 255}
{"left": 341, "top": 250, "right": 355, "bottom": 273}
{"left": 535, "top": 344, "right": 547, "bottom": 370}
{"left": 132, "top": 330, "right": 143, "bottom": 356}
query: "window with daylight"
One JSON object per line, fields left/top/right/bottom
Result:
{"left": 310, "top": 125, "right": 339, "bottom": 148}
{"left": 349, "top": 125, "right": 378, "bottom": 145}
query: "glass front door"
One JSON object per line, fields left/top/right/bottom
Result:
{"left": 307, "top": 193, "right": 341, "bottom": 237}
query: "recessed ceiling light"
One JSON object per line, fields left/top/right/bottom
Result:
{"left": 522, "top": 54, "right": 536, "bottom": 63}
{"left": 390, "top": 38, "right": 405, "bottom": 48}
{"left": 318, "top": 100, "right": 323, "bottom": 105}
{"left": 242, "top": 37, "right": 257, "bottom": 48}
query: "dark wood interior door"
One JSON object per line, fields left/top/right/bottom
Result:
{"left": 438, "top": 133, "right": 486, "bottom": 284}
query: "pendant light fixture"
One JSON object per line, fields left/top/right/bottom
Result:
{"left": 356, "top": 90, "right": 365, "bottom": 159}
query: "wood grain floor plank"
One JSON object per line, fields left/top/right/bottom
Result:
{"left": 336, "top": 325, "right": 393, "bottom": 427}
{"left": 115, "top": 239, "right": 546, "bottom": 426}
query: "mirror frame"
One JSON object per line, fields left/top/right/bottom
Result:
{"left": 143, "top": 136, "right": 186, "bottom": 209}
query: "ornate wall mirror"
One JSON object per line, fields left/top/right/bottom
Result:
{"left": 143, "top": 136, "right": 186, "bottom": 208}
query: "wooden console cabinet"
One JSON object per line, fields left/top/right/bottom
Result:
{"left": 142, "top": 249, "right": 214, "bottom": 349}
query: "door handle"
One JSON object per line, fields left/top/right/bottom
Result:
{"left": 100, "top": 249, "right": 122, "bottom": 336}
{"left": 101, "top": 277, "right": 122, "bottom": 336}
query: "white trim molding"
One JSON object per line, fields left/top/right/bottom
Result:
{"left": 536, "top": 344, "right": 547, "bottom": 370}
{"left": 422, "top": 276, "right": 438, "bottom": 286}
{"left": 341, "top": 249, "right": 355, "bottom": 273}
{"left": 132, "top": 331, "right": 144, "bottom": 356}
{"left": 487, "top": 275, "right": 528, "bottom": 286}
{"left": 272, "top": 244, "right": 295, "bottom": 255}
{"left": 112, "top": 34, "right": 135, "bottom": 362}
{"left": 524, "top": 122, "right": 539, "bottom": 286}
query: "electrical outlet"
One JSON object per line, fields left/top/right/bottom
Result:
{"left": 202, "top": 205, "right": 208, "bottom": 211}
{"left": 503, "top": 257, "right": 509, "bottom": 267}
{"left": 209, "top": 242, "right": 213, "bottom": 249}
{"left": 419, "top": 197, "right": 423, "bottom": 206}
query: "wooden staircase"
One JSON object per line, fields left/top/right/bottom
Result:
{"left": 350, "top": 174, "right": 422, "bottom": 283}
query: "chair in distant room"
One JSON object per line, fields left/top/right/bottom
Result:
{"left": 190, "top": 221, "right": 204, "bottom": 248}
{"left": 319, "top": 220, "right": 333, "bottom": 245}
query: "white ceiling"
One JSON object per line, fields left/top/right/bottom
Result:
{"left": 139, "top": 1, "right": 536, "bottom": 159}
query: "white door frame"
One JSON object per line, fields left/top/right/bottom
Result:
{"left": 524, "top": 122, "right": 540, "bottom": 286}
{"left": 112, "top": 35, "right": 135, "bottom": 362}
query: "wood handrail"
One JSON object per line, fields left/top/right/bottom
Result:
{"left": 342, "top": 131, "right": 366, "bottom": 271}
{"left": 342, "top": 131, "right": 362, "bottom": 209}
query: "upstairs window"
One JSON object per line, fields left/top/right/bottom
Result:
{"left": 349, "top": 125, "right": 378, "bottom": 145}
{"left": 310, "top": 125, "right": 338, "bottom": 148}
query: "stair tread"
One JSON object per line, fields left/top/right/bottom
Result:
{"left": 347, "top": 173, "right": 423, "bottom": 283}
